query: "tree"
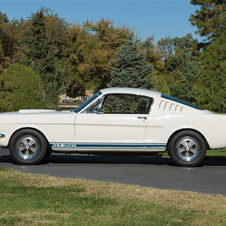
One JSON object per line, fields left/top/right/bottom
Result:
{"left": 64, "top": 19, "right": 131, "bottom": 97}
{"left": 157, "top": 36, "right": 174, "bottom": 59}
{"left": 194, "top": 31, "right": 226, "bottom": 113}
{"left": 142, "top": 35, "right": 170, "bottom": 95}
{"left": 0, "top": 12, "right": 27, "bottom": 73}
{"left": 25, "top": 9, "right": 64, "bottom": 109}
{"left": 107, "top": 32, "right": 156, "bottom": 90}
{"left": 43, "top": 8, "right": 70, "bottom": 59}
{"left": 0, "top": 63, "right": 46, "bottom": 112}
{"left": 171, "top": 61, "right": 199, "bottom": 102}
{"left": 162, "top": 34, "right": 201, "bottom": 103}
{"left": 189, "top": 0, "right": 226, "bottom": 42}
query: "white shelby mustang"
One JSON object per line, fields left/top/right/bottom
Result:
{"left": 0, "top": 87, "right": 224, "bottom": 167}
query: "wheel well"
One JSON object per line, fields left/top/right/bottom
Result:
{"left": 8, "top": 127, "right": 51, "bottom": 149}
{"left": 166, "top": 129, "right": 210, "bottom": 151}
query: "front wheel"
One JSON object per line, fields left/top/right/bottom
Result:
{"left": 168, "top": 131, "right": 206, "bottom": 167}
{"left": 9, "top": 129, "right": 47, "bottom": 165}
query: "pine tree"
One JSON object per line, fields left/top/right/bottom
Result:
{"left": 25, "top": 9, "right": 63, "bottom": 109}
{"left": 194, "top": 31, "right": 226, "bottom": 113}
{"left": 190, "top": 0, "right": 226, "bottom": 42}
{"left": 107, "top": 33, "right": 156, "bottom": 90}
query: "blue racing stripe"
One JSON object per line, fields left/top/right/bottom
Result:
{"left": 50, "top": 142, "right": 166, "bottom": 149}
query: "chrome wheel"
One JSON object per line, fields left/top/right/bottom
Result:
{"left": 176, "top": 137, "right": 200, "bottom": 162}
{"left": 9, "top": 129, "right": 47, "bottom": 165}
{"left": 16, "top": 136, "right": 40, "bottom": 160}
{"left": 169, "top": 131, "right": 206, "bottom": 167}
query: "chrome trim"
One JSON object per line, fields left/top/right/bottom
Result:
{"left": 176, "top": 136, "right": 200, "bottom": 162}
{"left": 0, "top": 134, "right": 5, "bottom": 138}
{"left": 16, "top": 135, "right": 39, "bottom": 160}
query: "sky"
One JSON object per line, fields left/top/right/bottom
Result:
{"left": 1, "top": 0, "right": 202, "bottom": 43}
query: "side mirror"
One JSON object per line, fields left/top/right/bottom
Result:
{"left": 96, "top": 108, "right": 104, "bottom": 114}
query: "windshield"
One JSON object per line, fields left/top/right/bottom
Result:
{"left": 74, "top": 91, "right": 102, "bottom": 113}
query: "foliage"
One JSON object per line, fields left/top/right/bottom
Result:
{"left": 190, "top": 0, "right": 226, "bottom": 42}
{"left": 170, "top": 61, "right": 199, "bottom": 102}
{"left": 107, "top": 32, "right": 156, "bottom": 91}
{"left": 25, "top": 9, "right": 65, "bottom": 109}
{"left": 194, "top": 31, "right": 226, "bottom": 113}
{"left": 0, "top": 13, "right": 27, "bottom": 73}
{"left": 163, "top": 34, "right": 201, "bottom": 102}
{"left": 0, "top": 63, "right": 46, "bottom": 112}
{"left": 64, "top": 19, "right": 131, "bottom": 97}
{"left": 157, "top": 36, "right": 174, "bottom": 59}
{"left": 44, "top": 8, "right": 69, "bottom": 59}
{"left": 0, "top": 7, "right": 220, "bottom": 112}
{"left": 142, "top": 36, "right": 170, "bottom": 95}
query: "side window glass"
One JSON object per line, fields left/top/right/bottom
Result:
{"left": 85, "top": 98, "right": 102, "bottom": 113}
{"left": 102, "top": 94, "right": 152, "bottom": 114}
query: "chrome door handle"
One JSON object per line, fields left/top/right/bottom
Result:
{"left": 138, "top": 117, "right": 147, "bottom": 120}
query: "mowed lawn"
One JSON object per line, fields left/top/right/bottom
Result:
{"left": 0, "top": 167, "right": 226, "bottom": 225}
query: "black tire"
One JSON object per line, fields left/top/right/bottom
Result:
{"left": 168, "top": 131, "right": 206, "bottom": 167}
{"left": 44, "top": 145, "right": 52, "bottom": 158}
{"left": 9, "top": 129, "right": 47, "bottom": 165}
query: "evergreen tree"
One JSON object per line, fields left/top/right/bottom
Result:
{"left": 107, "top": 33, "right": 156, "bottom": 90}
{"left": 163, "top": 34, "right": 201, "bottom": 103}
{"left": 0, "top": 63, "right": 46, "bottom": 112}
{"left": 25, "top": 9, "right": 64, "bottom": 109}
{"left": 190, "top": 0, "right": 226, "bottom": 42}
{"left": 171, "top": 61, "right": 199, "bottom": 103}
{"left": 194, "top": 31, "right": 226, "bottom": 113}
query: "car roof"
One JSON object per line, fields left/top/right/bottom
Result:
{"left": 100, "top": 87, "right": 161, "bottom": 98}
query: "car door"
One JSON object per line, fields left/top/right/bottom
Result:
{"left": 75, "top": 93, "right": 153, "bottom": 151}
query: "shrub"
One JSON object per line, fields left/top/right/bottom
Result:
{"left": 0, "top": 63, "right": 46, "bottom": 112}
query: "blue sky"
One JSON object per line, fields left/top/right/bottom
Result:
{"left": 1, "top": 0, "right": 201, "bottom": 42}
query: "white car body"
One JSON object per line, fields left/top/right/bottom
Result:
{"left": 0, "top": 87, "right": 225, "bottom": 166}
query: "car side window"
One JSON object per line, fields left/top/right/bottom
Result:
{"left": 85, "top": 98, "right": 103, "bottom": 113}
{"left": 102, "top": 94, "right": 152, "bottom": 114}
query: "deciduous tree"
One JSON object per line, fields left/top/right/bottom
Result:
{"left": 64, "top": 19, "right": 131, "bottom": 97}
{"left": 142, "top": 35, "right": 170, "bottom": 95}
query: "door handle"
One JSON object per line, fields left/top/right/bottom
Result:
{"left": 138, "top": 116, "right": 147, "bottom": 120}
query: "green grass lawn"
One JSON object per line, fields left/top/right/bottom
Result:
{"left": 0, "top": 167, "right": 226, "bottom": 225}
{"left": 204, "top": 149, "right": 226, "bottom": 161}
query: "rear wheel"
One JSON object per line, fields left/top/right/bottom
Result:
{"left": 9, "top": 129, "right": 47, "bottom": 165}
{"left": 168, "top": 131, "right": 206, "bottom": 167}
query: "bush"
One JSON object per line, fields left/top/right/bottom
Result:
{"left": 0, "top": 63, "right": 46, "bottom": 112}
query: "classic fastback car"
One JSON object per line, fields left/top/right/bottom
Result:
{"left": 0, "top": 87, "right": 224, "bottom": 167}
